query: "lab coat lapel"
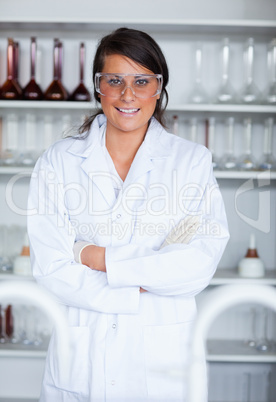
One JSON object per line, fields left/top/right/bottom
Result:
{"left": 81, "top": 145, "right": 116, "bottom": 208}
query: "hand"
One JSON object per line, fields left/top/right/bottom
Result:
{"left": 161, "top": 215, "right": 200, "bottom": 248}
{"left": 81, "top": 245, "right": 106, "bottom": 272}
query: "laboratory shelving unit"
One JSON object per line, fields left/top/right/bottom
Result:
{"left": 0, "top": 12, "right": 276, "bottom": 402}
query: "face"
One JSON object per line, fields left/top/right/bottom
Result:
{"left": 98, "top": 54, "right": 160, "bottom": 138}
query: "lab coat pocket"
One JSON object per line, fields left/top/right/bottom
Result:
{"left": 48, "top": 326, "right": 90, "bottom": 396}
{"left": 143, "top": 321, "right": 193, "bottom": 400}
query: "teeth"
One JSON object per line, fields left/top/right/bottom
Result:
{"left": 118, "top": 108, "right": 139, "bottom": 113}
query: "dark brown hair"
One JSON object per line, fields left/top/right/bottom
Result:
{"left": 79, "top": 27, "right": 169, "bottom": 134}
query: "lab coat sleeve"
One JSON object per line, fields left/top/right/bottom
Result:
{"left": 27, "top": 155, "right": 140, "bottom": 314}
{"left": 105, "top": 150, "right": 229, "bottom": 297}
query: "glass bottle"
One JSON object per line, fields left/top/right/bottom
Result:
{"left": 258, "top": 118, "right": 276, "bottom": 170}
{"left": 1, "top": 114, "right": 19, "bottom": 166}
{"left": 69, "top": 43, "right": 91, "bottom": 101}
{"left": 13, "top": 41, "right": 22, "bottom": 93}
{"left": 239, "top": 38, "right": 261, "bottom": 104}
{"left": 237, "top": 118, "right": 257, "bottom": 170}
{"left": 264, "top": 39, "right": 276, "bottom": 104}
{"left": 0, "top": 38, "right": 22, "bottom": 100}
{"left": 17, "top": 114, "right": 37, "bottom": 166}
{"left": 215, "top": 38, "right": 236, "bottom": 104}
{"left": 23, "top": 37, "right": 43, "bottom": 100}
{"left": 189, "top": 117, "right": 198, "bottom": 142}
{"left": 220, "top": 117, "right": 237, "bottom": 170}
{"left": 44, "top": 39, "right": 67, "bottom": 101}
{"left": 188, "top": 43, "right": 208, "bottom": 104}
{"left": 206, "top": 117, "right": 220, "bottom": 170}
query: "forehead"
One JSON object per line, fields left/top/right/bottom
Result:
{"left": 102, "top": 54, "right": 154, "bottom": 75}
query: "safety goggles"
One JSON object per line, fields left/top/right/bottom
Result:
{"left": 95, "top": 73, "right": 163, "bottom": 99}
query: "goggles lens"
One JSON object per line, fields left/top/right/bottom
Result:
{"left": 95, "top": 73, "right": 163, "bottom": 99}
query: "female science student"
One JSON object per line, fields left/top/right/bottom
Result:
{"left": 27, "top": 27, "right": 229, "bottom": 402}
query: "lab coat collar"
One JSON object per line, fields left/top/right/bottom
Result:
{"left": 66, "top": 115, "right": 170, "bottom": 207}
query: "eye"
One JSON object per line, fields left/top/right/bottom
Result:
{"left": 134, "top": 78, "right": 149, "bottom": 86}
{"left": 107, "top": 78, "right": 123, "bottom": 87}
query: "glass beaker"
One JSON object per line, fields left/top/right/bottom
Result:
{"left": 206, "top": 117, "right": 220, "bottom": 170}
{"left": 17, "top": 113, "right": 38, "bottom": 166}
{"left": 1, "top": 113, "right": 19, "bottom": 166}
{"left": 215, "top": 38, "right": 236, "bottom": 104}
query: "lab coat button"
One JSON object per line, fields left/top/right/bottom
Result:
{"left": 112, "top": 324, "right": 116, "bottom": 329}
{"left": 111, "top": 380, "right": 115, "bottom": 386}
{"left": 116, "top": 213, "right": 121, "bottom": 219}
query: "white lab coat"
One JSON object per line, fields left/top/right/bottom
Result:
{"left": 27, "top": 114, "right": 229, "bottom": 402}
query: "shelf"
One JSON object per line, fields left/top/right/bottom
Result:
{"left": 0, "top": 272, "right": 34, "bottom": 281}
{"left": 0, "top": 399, "right": 38, "bottom": 402}
{"left": 0, "top": 100, "right": 275, "bottom": 113}
{"left": 0, "top": 339, "right": 48, "bottom": 359}
{"left": 214, "top": 171, "right": 276, "bottom": 180}
{"left": 207, "top": 339, "right": 276, "bottom": 363}
{"left": 210, "top": 268, "right": 276, "bottom": 286}
{"left": 0, "top": 18, "right": 275, "bottom": 35}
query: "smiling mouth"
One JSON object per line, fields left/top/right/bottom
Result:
{"left": 116, "top": 107, "right": 140, "bottom": 114}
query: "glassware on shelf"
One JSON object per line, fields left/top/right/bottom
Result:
{"left": 187, "top": 43, "right": 208, "bottom": 104}
{"left": 0, "top": 305, "right": 8, "bottom": 344}
{"left": 16, "top": 114, "right": 38, "bottom": 167}
{"left": 13, "top": 40, "right": 23, "bottom": 93}
{"left": 264, "top": 39, "right": 276, "bottom": 104}
{"left": 215, "top": 38, "right": 236, "bottom": 104}
{"left": 44, "top": 39, "right": 68, "bottom": 101}
{"left": 258, "top": 118, "right": 276, "bottom": 170}
{"left": 171, "top": 115, "right": 179, "bottom": 136}
{"left": 0, "top": 113, "right": 19, "bottom": 166}
{"left": 0, "top": 38, "right": 22, "bottom": 100}
{"left": 256, "top": 308, "right": 271, "bottom": 352}
{"left": 239, "top": 38, "right": 261, "bottom": 104}
{"left": 23, "top": 37, "right": 44, "bottom": 100}
{"left": 244, "top": 308, "right": 257, "bottom": 348}
{"left": 69, "top": 43, "right": 91, "bottom": 102}
{"left": 42, "top": 115, "right": 54, "bottom": 151}
{"left": 205, "top": 117, "right": 220, "bottom": 170}
{"left": 237, "top": 118, "right": 257, "bottom": 170}
{"left": 220, "top": 117, "right": 237, "bottom": 170}
{"left": 189, "top": 117, "right": 198, "bottom": 142}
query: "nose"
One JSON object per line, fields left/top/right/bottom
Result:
{"left": 120, "top": 85, "right": 136, "bottom": 100}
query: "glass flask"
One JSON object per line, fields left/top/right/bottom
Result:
{"left": 0, "top": 38, "right": 22, "bottom": 100}
{"left": 220, "top": 117, "right": 237, "bottom": 170}
{"left": 13, "top": 41, "right": 22, "bottom": 92}
{"left": 172, "top": 115, "right": 179, "bottom": 136}
{"left": 264, "top": 39, "right": 276, "bottom": 104}
{"left": 69, "top": 43, "right": 91, "bottom": 101}
{"left": 189, "top": 117, "right": 198, "bottom": 142}
{"left": 258, "top": 117, "right": 276, "bottom": 170}
{"left": 44, "top": 39, "right": 67, "bottom": 100}
{"left": 188, "top": 43, "right": 208, "bottom": 104}
{"left": 1, "top": 113, "right": 19, "bottom": 166}
{"left": 237, "top": 118, "right": 257, "bottom": 170}
{"left": 206, "top": 117, "right": 220, "bottom": 170}
{"left": 23, "top": 37, "right": 43, "bottom": 100}
{"left": 215, "top": 38, "right": 236, "bottom": 104}
{"left": 239, "top": 38, "right": 261, "bottom": 104}
{"left": 17, "top": 114, "right": 38, "bottom": 166}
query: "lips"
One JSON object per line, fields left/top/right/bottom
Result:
{"left": 116, "top": 107, "right": 140, "bottom": 114}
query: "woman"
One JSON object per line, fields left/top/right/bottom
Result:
{"left": 28, "top": 27, "right": 229, "bottom": 401}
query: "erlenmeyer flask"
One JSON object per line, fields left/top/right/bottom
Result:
{"left": 206, "top": 117, "right": 220, "bottom": 170}
{"left": 69, "top": 43, "right": 91, "bottom": 101}
{"left": 0, "top": 38, "right": 22, "bottom": 100}
{"left": 264, "top": 39, "right": 276, "bottom": 104}
{"left": 258, "top": 118, "right": 276, "bottom": 170}
{"left": 237, "top": 118, "right": 257, "bottom": 170}
{"left": 220, "top": 117, "right": 237, "bottom": 170}
{"left": 44, "top": 39, "right": 67, "bottom": 101}
{"left": 239, "top": 38, "right": 261, "bottom": 104}
{"left": 188, "top": 43, "right": 208, "bottom": 104}
{"left": 215, "top": 38, "right": 236, "bottom": 104}
{"left": 23, "top": 37, "right": 43, "bottom": 100}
